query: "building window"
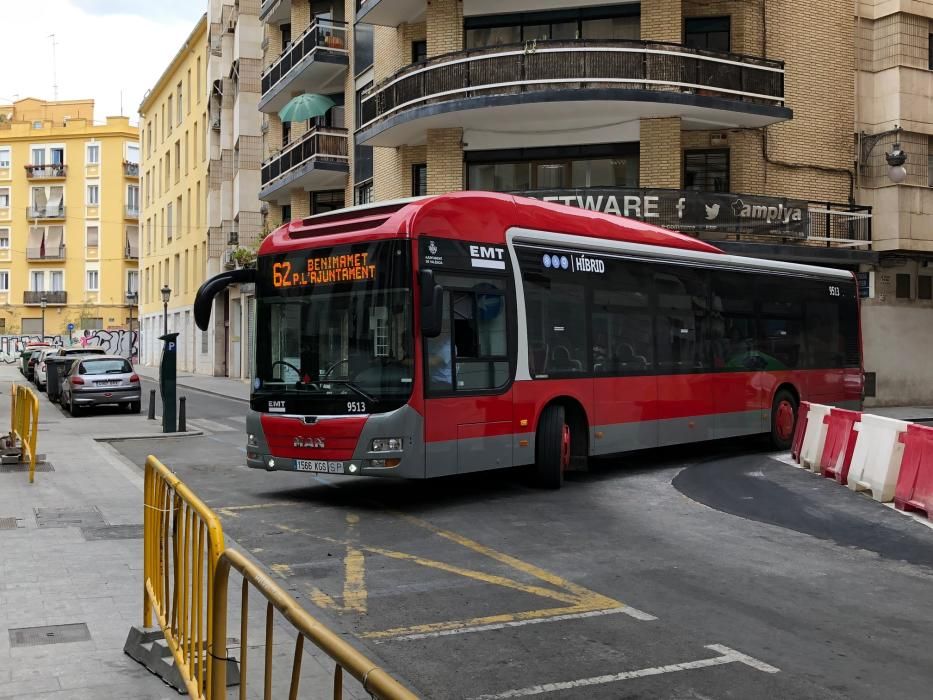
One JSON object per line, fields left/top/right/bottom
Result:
{"left": 0, "top": 188, "right": 10, "bottom": 207}
{"left": 684, "top": 17, "right": 731, "bottom": 51}
{"left": 929, "top": 33, "right": 933, "bottom": 70}
{"left": 86, "top": 225, "right": 99, "bottom": 248}
{"left": 127, "top": 269, "right": 139, "bottom": 295}
{"left": 412, "top": 163, "right": 427, "bottom": 196}
{"left": 166, "top": 203, "right": 174, "bottom": 239}
{"left": 127, "top": 143, "right": 140, "bottom": 164}
{"left": 127, "top": 185, "right": 140, "bottom": 212}
{"left": 0, "top": 228, "right": 8, "bottom": 248}
{"left": 412, "top": 40, "right": 427, "bottom": 63}
{"left": 354, "top": 22, "right": 374, "bottom": 74}
{"left": 86, "top": 268, "right": 100, "bottom": 291}
{"left": 895, "top": 273, "right": 912, "bottom": 299}
{"left": 86, "top": 143, "right": 100, "bottom": 164}
{"left": 281, "top": 204, "right": 291, "bottom": 224}
{"left": 684, "top": 150, "right": 729, "bottom": 192}
{"left": 0, "top": 270, "right": 8, "bottom": 292}
{"left": 86, "top": 183, "right": 100, "bottom": 205}
{"left": 0, "top": 147, "right": 11, "bottom": 168}
{"left": 465, "top": 7, "right": 640, "bottom": 48}
{"left": 354, "top": 180, "right": 374, "bottom": 205}
{"left": 919, "top": 275, "right": 932, "bottom": 300}
{"left": 50, "top": 270, "right": 63, "bottom": 292}
{"left": 81, "top": 317, "right": 104, "bottom": 331}
{"left": 311, "top": 190, "right": 344, "bottom": 215}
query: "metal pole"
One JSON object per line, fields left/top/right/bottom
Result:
{"left": 147, "top": 389, "right": 156, "bottom": 420}
{"left": 178, "top": 396, "right": 186, "bottom": 432}
{"left": 163, "top": 301, "right": 168, "bottom": 336}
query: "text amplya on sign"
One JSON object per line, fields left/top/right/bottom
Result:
{"left": 273, "top": 253, "right": 377, "bottom": 288}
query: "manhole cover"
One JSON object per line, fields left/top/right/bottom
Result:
{"left": 0, "top": 517, "right": 23, "bottom": 530}
{"left": 0, "top": 462, "right": 54, "bottom": 474}
{"left": 34, "top": 507, "right": 105, "bottom": 529}
{"left": 81, "top": 524, "right": 143, "bottom": 541}
{"left": 9, "top": 623, "right": 91, "bottom": 647}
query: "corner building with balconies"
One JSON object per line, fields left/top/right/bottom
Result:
{"left": 258, "top": 0, "right": 932, "bottom": 405}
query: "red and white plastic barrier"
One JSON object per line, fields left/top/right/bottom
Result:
{"left": 819, "top": 408, "right": 861, "bottom": 483}
{"left": 800, "top": 403, "right": 832, "bottom": 472}
{"left": 846, "top": 414, "right": 909, "bottom": 502}
{"left": 894, "top": 423, "right": 933, "bottom": 520}
{"left": 791, "top": 401, "right": 810, "bottom": 462}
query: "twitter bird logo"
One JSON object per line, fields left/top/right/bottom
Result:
{"left": 704, "top": 203, "right": 720, "bottom": 220}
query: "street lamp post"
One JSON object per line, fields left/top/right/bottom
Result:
{"left": 859, "top": 124, "right": 909, "bottom": 184}
{"left": 160, "top": 285, "right": 171, "bottom": 336}
{"left": 40, "top": 296, "right": 47, "bottom": 338}
{"left": 126, "top": 291, "right": 138, "bottom": 360}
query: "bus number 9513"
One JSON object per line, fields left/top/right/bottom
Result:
{"left": 828, "top": 285, "right": 841, "bottom": 297}
{"left": 347, "top": 401, "right": 367, "bottom": 413}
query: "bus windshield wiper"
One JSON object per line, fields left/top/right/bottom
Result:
{"left": 319, "top": 379, "right": 378, "bottom": 404}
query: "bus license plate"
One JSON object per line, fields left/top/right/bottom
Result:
{"left": 295, "top": 460, "right": 344, "bottom": 474}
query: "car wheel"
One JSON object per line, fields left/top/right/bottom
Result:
{"left": 128, "top": 401, "right": 141, "bottom": 414}
{"left": 69, "top": 395, "right": 80, "bottom": 417}
{"left": 770, "top": 389, "right": 798, "bottom": 450}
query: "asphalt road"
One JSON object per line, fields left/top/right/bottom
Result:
{"left": 112, "top": 383, "right": 933, "bottom": 699}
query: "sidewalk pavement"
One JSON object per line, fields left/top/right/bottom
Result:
{"left": 134, "top": 365, "right": 250, "bottom": 402}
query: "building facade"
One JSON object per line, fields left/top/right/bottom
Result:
{"left": 139, "top": 16, "right": 211, "bottom": 372}
{"left": 0, "top": 98, "right": 139, "bottom": 338}
{"left": 207, "top": 0, "right": 264, "bottom": 379}
{"left": 255, "top": 0, "right": 932, "bottom": 405}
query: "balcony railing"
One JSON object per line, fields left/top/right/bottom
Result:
{"left": 125, "top": 205, "right": 139, "bottom": 219}
{"left": 125, "top": 242, "right": 139, "bottom": 260}
{"left": 26, "top": 246, "right": 66, "bottom": 261}
{"left": 123, "top": 161, "right": 140, "bottom": 177}
{"left": 26, "top": 204, "right": 66, "bottom": 219}
{"left": 24, "top": 291, "right": 67, "bottom": 305}
{"left": 359, "top": 39, "right": 785, "bottom": 128}
{"left": 25, "top": 164, "right": 67, "bottom": 179}
{"left": 261, "top": 126, "right": 349, "bottom": 186}
{"left": 261, "top": 19, "right": 348, "bottom": 95}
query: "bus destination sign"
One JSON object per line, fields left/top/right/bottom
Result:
{"left": 272, "top": 252, "right": 377, "bottom": 288}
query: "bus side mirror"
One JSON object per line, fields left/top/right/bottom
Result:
{"left": 420, "top": 269, "right": 444, "bottom": 338}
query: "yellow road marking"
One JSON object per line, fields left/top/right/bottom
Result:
{"left": 271, "top": 563, "right": 293, "bottom": 577}
{"left": 308, "top": 514, "right": 368, "bottom": 614}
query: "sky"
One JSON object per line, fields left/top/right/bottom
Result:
{"left": 0, "top": 0, "right": 206, "bottom": 124}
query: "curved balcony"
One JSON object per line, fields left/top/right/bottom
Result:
{"left": 259, "top": 19, "right": 349, "bottom": 114}
{"left": 357, "top": 40, "right": 791, "bottom": 148}
{"left": 259, "top": 127, "right": 349, "bottom": 204}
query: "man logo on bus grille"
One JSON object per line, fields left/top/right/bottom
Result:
{"left": 294, "top": 437, "right": 326, "bottom": 449}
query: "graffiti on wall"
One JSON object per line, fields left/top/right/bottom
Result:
{"left": 0, "top": 330, "right": 139, "bottom": 364}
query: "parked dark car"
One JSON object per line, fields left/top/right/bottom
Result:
{"left": 61, "top": 355, "right": 142, "bottom": 416}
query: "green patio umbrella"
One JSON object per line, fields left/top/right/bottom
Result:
{"left": 278, "top": 93, "right": 336, "bottom": 122}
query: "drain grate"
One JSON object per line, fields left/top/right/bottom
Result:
{"left": 0, "top": 517, "right": 23, "bottom": 530}
{"left": 0, "top": 462, "right": 54, "bottom": 474}
{"left": 34, "top": 506, "right": 105, "bottom": 529}
{"left": 81, "top": 524, "right": 144, "bottom": 541}
{"left": 9, "top": 623, "right": 91, "bottom": 647}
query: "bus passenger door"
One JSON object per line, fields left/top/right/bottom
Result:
{"left": 423, "top": 274, "right": 513, "bottom": 476}
{"left": 655, "top": 269, "right": 715, "bottom": 445}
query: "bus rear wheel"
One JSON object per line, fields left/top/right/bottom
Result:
{"left": 534, "top": 405, "right": 570, "bottom": 489}
{"left": 770, "top": 389, "right": 798, "bottom": 450}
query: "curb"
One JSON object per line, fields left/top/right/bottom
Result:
{"left": 95, "top": 430, "right": 205, "bottom": 442}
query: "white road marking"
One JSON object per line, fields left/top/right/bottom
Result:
{"left": 379, "top": 606, "right": 655, "bottom": 643}
{"left": 470, "top": 644, "right": 779, "bottom": 698}
{"left": 187, "top": 418, "right": 239, "bottom": 433}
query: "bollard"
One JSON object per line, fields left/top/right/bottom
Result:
{"left": 147, "top": 390, "right": 156, "bottom": 420}
{"left": 178, "top": 396, "right": 186, "bottom": 433}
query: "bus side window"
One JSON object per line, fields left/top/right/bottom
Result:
{"left": 426, "top": 292, "right": 454, "bottom": 391}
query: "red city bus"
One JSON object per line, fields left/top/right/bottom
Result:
{"left": 195, "top": 192, "right": 862, "bottom": 488}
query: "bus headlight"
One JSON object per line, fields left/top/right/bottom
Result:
{"left": 247, "top": 433, "right": 258, "bottom": 447}
{"left": 371, "top": 438, "right": 403, "bottom": 452}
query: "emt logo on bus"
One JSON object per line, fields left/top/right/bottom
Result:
{"left": 420, "top": 238, "right": 510, "bottom": 274}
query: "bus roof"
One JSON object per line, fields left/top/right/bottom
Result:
{"left": 259, "top": 192, "right": 725, "bottom": 257}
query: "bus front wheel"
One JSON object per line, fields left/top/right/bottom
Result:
{"left": 770, "top": 389, "right": 798, "bottom": 450}
{"left": 534, "top": 405, "right": 569, "bottom": 489}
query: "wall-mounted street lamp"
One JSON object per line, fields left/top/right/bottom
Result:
{"left": 860, "top": 124, "right": 909, "bottom": 184}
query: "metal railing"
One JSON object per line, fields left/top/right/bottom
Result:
{"left": 126, "top": 204, "right": 140, "bottom": 219}
{"left": 359, "top": 39, "right": 785, "bottom": 128}
{"left": 25, "top": 164, "right": 67, "bottom": 179}
{"left": 261, "top": 19, "right": 349, "bottom": 95}
{"left": 124, "top": 161, "right": 140, "bottom": 177}
{"left": 140, "top": 455, "right": 417, "bottom": 700}
{"left": 143, "top": 455, "right": 226, "bottom": 699}
{"left": 261, "top": 126, "right": 348, "bottom": 186}
{"left": 24, "top": 291, "right": 67, "bottom": 304}
{"left": 26, "top": 204, "right": 65, "bottom": 219}
{"left": 26, "top": 245, "right": 66, "bottom": 260}
{"left": 806, "top": 202, "right": 873, "bottom": 247}
{"left": 9, "top": 384, "right": 39, "bottom": 483}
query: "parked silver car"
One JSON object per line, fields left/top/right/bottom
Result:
{"left": 61, "top": 355, "right": 142, "bottom": 416}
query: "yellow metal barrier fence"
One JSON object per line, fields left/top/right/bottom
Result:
{"left": 10, "top": 384, "right": 39, "bottom": 483}
{"left": 211, "top": 548, "right": 419, "bottom": 700}
{"left": 143, "top": 454, "right": 418, "bottom": 700}
{"left": 143, "top": 455, "right": 226, "bottom": 698}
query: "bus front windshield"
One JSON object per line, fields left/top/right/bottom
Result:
{"left": 254, "top": 239, "right": 413, "bottom": 413}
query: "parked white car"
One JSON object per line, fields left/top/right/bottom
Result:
{"left": 34, "top": 346, "right": 107, "bottom": 390}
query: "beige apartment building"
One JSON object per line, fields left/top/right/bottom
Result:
{"left": 256, "top": 0, "right": 932, "bottom": 405}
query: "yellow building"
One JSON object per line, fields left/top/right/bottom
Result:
{"left": 0, "top": 98, "right": 139, "bottom": 338}
{"left": 139, "top": 15, "right": 209, "bottom": 372}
